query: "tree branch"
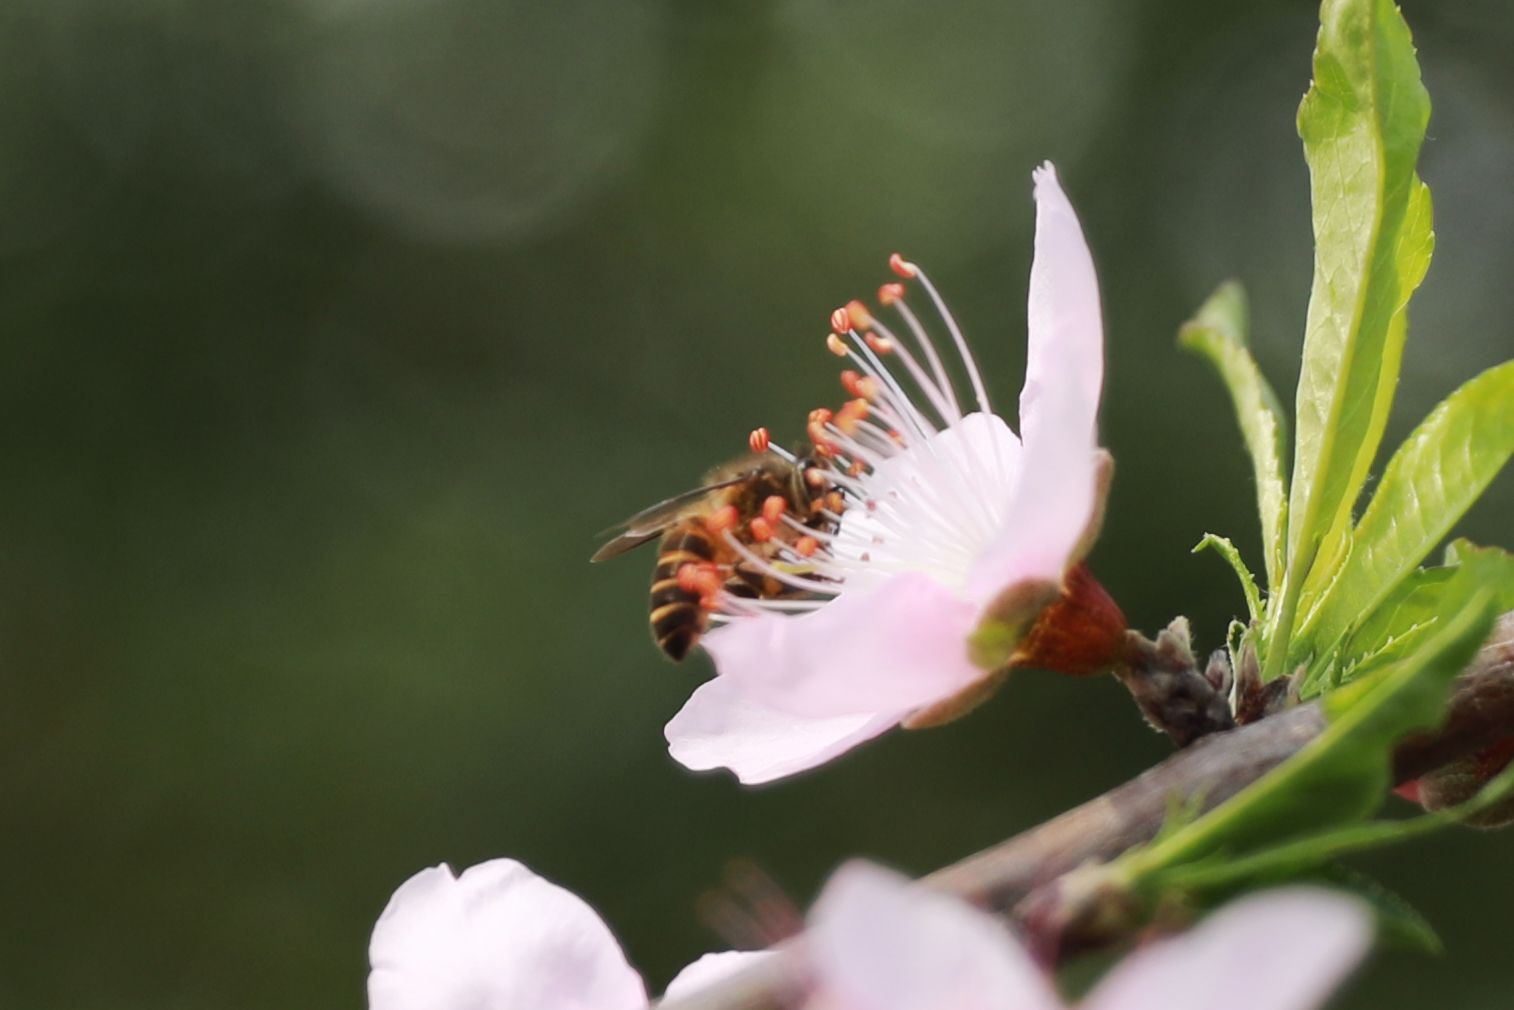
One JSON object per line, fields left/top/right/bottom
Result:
{"left": 657, "top": 613, "right": 1514, "bottom": 1010}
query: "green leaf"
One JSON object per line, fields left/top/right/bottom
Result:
{"left": 1120, "top": 757, "right": 1514, "bottom": 956}
{"left": 1115, "top": 579, "right": 1495, "bottom": 877}
{"left": 1293, "top": 361, "right": 1514, "bottom": 670}
{"left": 1150, "top": 755, "right": 1514, "bottom": 898}
{"left": 1324, "top": 565, "right": 1455, "bottom": 689}
{"left": 1180, "top": 283, "right": 1290, "bottom": 588}
{"left": 1192, "top": 534, "right": 1263, "bottom": 621}
{"left": 1444, "top": 540, "right": 1514, "bottom": 609}
{"left": 1272, "top": 0, "right": 1434, "bottom": 679}
{"left": 1299, "top": 188, "right": 1435, "bottom": 607}
{"left": 1304, "top": 544, "right": 1514, "bottom": 697}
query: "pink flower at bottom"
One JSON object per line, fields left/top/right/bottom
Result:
{"left": 366, "top": 860, "right": 768, "bottom": 1010}
{"left": 666, "top": 163, "right": 1115, "bottom": 784}
{"left": 367, "top": 860, "right": 648, "bottom": 1010}
{"left": 368, "top": 859, "right": 1371, "bottom": 1010}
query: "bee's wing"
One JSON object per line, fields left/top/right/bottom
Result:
{"left": 589, "top": 474, "right": 752, "bottom": 563}
{"left": 589, "top": 528, "right": 665, "bottom": 563}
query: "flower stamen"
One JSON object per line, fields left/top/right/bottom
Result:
{"left": 913, "top": 265, "right": 991, "bottom": 417}
{"left": 720, "top": 531, "right": 839, "bottom": 596}
{"left": 884, "top": 299, "right": 963, "bottom": 422}
{"left": 888, "top": 252, "right": 917, "bottom": 278}
{"left": 705, "top": 505, "right": 740, "bottom": 536}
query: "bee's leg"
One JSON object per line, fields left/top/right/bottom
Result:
{"left": 725, "top": 562, "right": 815, "bottom": 602}
{"left": 723, "top": 563, "right": 764, "bottom": 601}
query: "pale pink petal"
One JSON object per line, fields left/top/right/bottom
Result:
{"left": 1082, "top": 889, "right": 1371, "bottom": 1010}
{"left": 703, "top": 573, "right": 983, "bottom": 719}
{"left": 663, "top": 951, "right": 779, "bottom": 1002}
{"left": 367, "top": 860, "right": 647, "bottom": 1010}
{"left": 1022, "top": 162, "right": 1103, "bottom": 445}
{"left": 968, "top": 163, "right": 1103, "bottom": 599}
{"left": 808, "top": 862, "right": 1065, "bottom": 1010}
{"left": 665, "top": 676, "right": 898, "bottom": 784}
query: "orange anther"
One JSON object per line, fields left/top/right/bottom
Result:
{"left": 841, "top": 371, "right": 879, "bottom": 400}
{"left": 705, "top": 504, "right": 740, "bottom": 535}
{"left": 864, "top": 332, "right": 894, "bottom": 355}
{"left": 677, "top": 563, "right": 723, "bottom": 602}
{"left": 847, "top": 460, "right": 865, "bottom": 477}
{"left": 794, "top": 536, "right": 819, "bottom": 558}
{"left": 878, "top": 282, "right": 906, "bottom": 305}
{"left": 847, "top": 374, "right": 884, "bottom": 399}
{"left": 749, "top": 516, "right": 775, "bottom": 543}
{"left": 888, "top": 253, "right": 917, "bottom": 278}
{"left": 679, "top": 562, "right": 724, "bottom": 604}
{"left": 805, "top": 468, "right": 828, "bottom": 488}
{"left": 834, "top": 398, "right": 869, "bottom": 435}
{"left": 826, "top": 333, "right": 849, "bottom": 357}
{"left": 830, "top": 306, "right": 853, "bottom": 334}
{"left": 761, "top": 495, "right": 787, "bottom": 522}
{"left": 807, "top": 412, "right": 835, "bottom": 442}
{"left": 824, "top": 491, "right": 846, "bottom": 513}
{"left": 845, "top": 299, "right": 874, "bottom": 328}
{"left": 695, "top": 577, "right": 726, "bottom": 609}
{"left": 748, "top": 427, "right": 771, "bottom": 453}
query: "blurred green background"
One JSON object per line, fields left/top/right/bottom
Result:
{"left": 1, "top": 0, "right": 1510, "bottom": 1006}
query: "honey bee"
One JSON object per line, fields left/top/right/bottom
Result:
{"left": 592, "top": 448, "right": 843, "bottom": 660}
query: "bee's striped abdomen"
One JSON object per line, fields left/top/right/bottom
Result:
{"left": 648, "top": 525, "right": 715, "bottom": 661}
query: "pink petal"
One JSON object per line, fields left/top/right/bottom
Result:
{"left": 968, "top": 163, "right": 1104, "bottom": 599}
{"left": 665, "top": 676, "right": 897, "bottom": 785}
{"left": 703, "top": 572, "right": 984, "bottom": 719}
{"left": 808, "top": 861, "right": 1064, "bottom": 1010}
{"left": 367, "top": 860, "right": 647, "bottom": 1010}
{"left": 1023, "top": 162, "right": 1103, "bottom": 448}
{"left": 1082, "top": 889, "right": 1371, "bottom": 1010}
{"left": 663, "top": 951, "right": 778, "bottom": 1001}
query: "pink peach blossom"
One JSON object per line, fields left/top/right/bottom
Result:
{"left": 367, "top": 860, "right": 767, "bottom": 1010}
{"left": 667, "top": 163, "right": 1109, "bottom": 784}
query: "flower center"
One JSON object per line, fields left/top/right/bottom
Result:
{"left": 710, "top": 256, "right": 1023, "bottom": 622}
